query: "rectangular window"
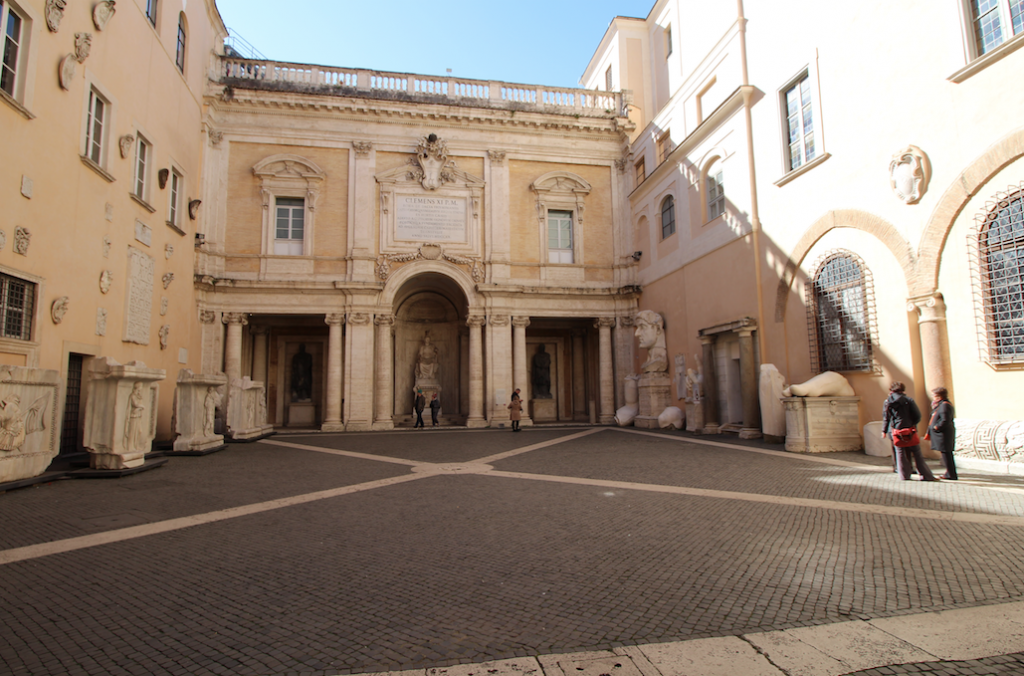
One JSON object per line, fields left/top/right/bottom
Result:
{"left": 970, "top": 0, "right": 1024, "bottom": 55}
{"left": 656, "top": 131, "right": 673, "bottom": 165}
{"left": 707, "top": 170, "right": 725, "bottom": 220}
{"left": 274, "top": 197, "right": 305, "bottom": 255}
{"left": 85, "top": 89, "right": 107, "bottom": 165}
{"left": 175, "top": 17, "right": 186, "bottom": 73}
{"left": 784, "top": 76, "right": 816, "bottom": 171}
{"left": 1, "top": 1, "right": 23, "bottom": 98}
{"left": 0, "top": 272, "right": 34, "bottom": 341}
{"left": 604, "top": 65, "right": 613, "bottom": 91}
{"left": 665, "top": 25, "right": 673, "bottom": 56}
{"left": 547, "top": 210, "right": 573, "bottom": 264}
{"left": 168, "top": 169, "right": 182, "bottom": 227}
{"left": 146, "top": 0, "right": 157, "bottom": 26}
{"left": 635, "top": 158, "right": 646, "bottom": 185}
{"left": 133, "top": 136, "right": 150, "bottom": 200}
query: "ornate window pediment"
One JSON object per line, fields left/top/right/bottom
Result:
{"left": 253, "top": 154, "right": 325, "bottom": 275}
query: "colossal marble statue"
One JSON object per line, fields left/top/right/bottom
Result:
{"left": 291, "top": 344, "right": 313, "bottom": 401}
{"left": 634, "top": 310, "right": 668, "bottom": 373}
{"left": 532, "top": 344, "right": 552, "bottom": 398}
{"left": 415, "top": 332, "right": 440, "bottom": 381}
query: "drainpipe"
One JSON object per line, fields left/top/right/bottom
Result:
{"left": 736, "top": 0, "right": 768, "bottom": 363}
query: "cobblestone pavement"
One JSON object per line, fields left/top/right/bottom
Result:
{"left": 1, "top": 427, "right": 1023, "bottom": 676}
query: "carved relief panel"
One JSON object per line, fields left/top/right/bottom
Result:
{"left": 124, "top": 247, "right": 155, "bottom": 345}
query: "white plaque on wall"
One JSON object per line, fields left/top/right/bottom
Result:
{"left": 123, "top": 247, "right": 154, "bottom": 344}
{"left": 395, "top": 195, "right": 467, "bottom": 243}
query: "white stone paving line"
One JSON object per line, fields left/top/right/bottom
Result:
{"left": 5, "top": 426, "right": 1024, "bottom": 568}
{"left": 616, "top": 427, "right": 1024, "bottom": 497}
{"left": 386, "top": 601, "right": 1024, "bottom": 676}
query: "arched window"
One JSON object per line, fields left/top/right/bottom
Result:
{"left": 976, "top": 191, "right": 1024, "bottom": 363}
{"left": 808, "top": 252, "right": 874, "bottom": 372}
{"left": 175, "top": 13, "right": 187, "bottom": 73}
{"left": 660, "top": 195, "right": 675, "bottom": 239}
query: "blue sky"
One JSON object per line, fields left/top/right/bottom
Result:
{"left": 214, "top": 0, "right": 654, "bottom": 88}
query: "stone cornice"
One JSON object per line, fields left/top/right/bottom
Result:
{"left": 208, "top": 87, "right": 627, "bottom": 137}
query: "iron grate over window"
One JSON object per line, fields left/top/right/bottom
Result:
{"left": 970, "top": 184, "right": 1024, "bottom": 366}
{"left": 60, "top": 354, "right": 84, "bottom": 455}
{"left": 0, "top": 272, "right": 34, "bottom": 341}
{"left": 806, "top": 251, "right": 877, "bottom": 373}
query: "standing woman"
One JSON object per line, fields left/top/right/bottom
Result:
{"left": 508, "top": 389, "right": 522, "bottom": 432}
{"left": 926, "top": 387, "right": 958, "bottom": 480}
{"left": 881, "top": 381, "right": 938, "bottom": 481}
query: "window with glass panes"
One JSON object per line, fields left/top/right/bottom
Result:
{"left": 547, "top": 210, "right": 573, "bottom": 264}
{"left": 274, "top": 198, "right": 305, "bottom": 255}
{"left": 811, "top": 255, "right": 872, "bottom": 372}
{"left": 785, "top": 76, "right": 816, "bottom": 171}
{"left": 168, "top": 170, "right": 182, "bottom": 226}
{"left": 661, "top": 196, "right": 675, "bottom": 239}
{"left": 175, "top": 14, "right": 186, "bottom": 72}
{"left": 971, "top": 0, "right": 1024, "bottom": 56}
{"left": 707, "top": 169, "right": 725, "bottom": 220}
{"left": 85, "top": 89, "right": 107, "bottom": 165}
{"left": 979, "top": 193, "right": 1024, "bottom": 362}
{"left": 1, "top": 1, "right": 23, "bottom": 98}
{"left": 146, "top": 0, "right": 157, "bottom": 26}
{"left": 0, "top": 273, "right": 33, "bottom": 341}
{"left": 134, "top": 137, "right": 150, "bottom": 200}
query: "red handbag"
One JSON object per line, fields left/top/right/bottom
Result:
{"left": 892, "top": 427, "right": 920, "bottom": 448}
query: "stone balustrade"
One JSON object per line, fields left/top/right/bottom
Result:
{"left": 218, "top": 57, "right": 627, "bottom": 118}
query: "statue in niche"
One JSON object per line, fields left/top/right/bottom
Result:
{"left": 415, "top": 332, "right": 440, "bottom": 381}
{"left": 203, "top": 387, "right": 219, "bottom": 437}
{"left": 291, "top": 344, "right": 313, "bottom": 402}
{"left": 532, "top": 344, "right": 552, "bottom": 399}
{"left": 0, "top": 393, "right": 50, "bottom": 452}
{"left": 124, "top": 382, "right": 147, "bottom": 452}
{"left": 634, "top": 310, "right": 668, "bottom": 373}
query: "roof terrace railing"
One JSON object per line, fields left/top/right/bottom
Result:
{"left": 219, "top": 56, "right": 626, "bottom": 118}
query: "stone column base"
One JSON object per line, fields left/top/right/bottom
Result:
{"left": 739, "top": 428, "right": 763, "bottom": 440}
{"left": 633, "top": 416, "right": 660, "bottom": 429}
{"left": 466, "top": 417, "right": 489, "bottom": 429}
{"left": 321, "top": 422, "right": 346, "bottom": 432}
{"left": 91, "top": 451, "right": 146, "bottom": 470}
{"left": 702, "top": 423, "right": 721, "bottom": 434}
{"left": 371, "top": 421, "right": 394, "bottom": 431}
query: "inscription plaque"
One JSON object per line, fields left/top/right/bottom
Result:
{"left": 395, "top": 195, "right": 467, "bottom": 243}
{"left": 124, "top": 247, "right": 154, "bottom": 344}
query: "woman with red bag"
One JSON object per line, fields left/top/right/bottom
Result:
{"left": 881, "top": 381, "right": 939, "bottom": 481}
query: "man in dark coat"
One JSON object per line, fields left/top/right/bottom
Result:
{"left": 926, "top": 387, "right": 957, "bottom": 480}
{"left": 881, "top": 381, "right": 938, "bottom": 481}
{"left": 413, "top": 389, "right": 426, "bottom": 428}
{"left": 429, "top": 392, "right": 441, "bottom": 427}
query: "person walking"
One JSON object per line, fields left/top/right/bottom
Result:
{"left": 429, "top": 392, "right": 441, "bottom": 427}
{"left": 508, "top": 389, "right": 522, "bottom": 432}
{"left": 926, "top": 387, "right": 958, "bottom": 480}
{"left": 881, "top": 381, "right": 938, "bottom": 481}
{"left": 413, "top": 389, "right": 426, "bottom": 429}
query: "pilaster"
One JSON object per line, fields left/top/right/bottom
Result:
{"left": 487, "top": 315, "right": 512, "bottom": 426}
{"left": 343, "top": 312, "right": 374, "bottom": 430}
{"left": 595, "top": 317, "right": 616, "bottom": 424}
{"left": 373, "top": 314, "right": 396, "bottom": 431}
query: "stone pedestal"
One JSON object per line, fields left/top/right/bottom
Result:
{"left": 227, "top": 377, "right": 274, "bottom": 441}
{"left": 0, "top": 366, "right": 61, "bottom": 483}
{"left": 685, "top": 401, "right": 704, "bottom": 433}
{"left": 172, "top": 369, "right": 227, "bottom": 453}
{"left": 288, "top": 402, "right": 316, "bottom": 427}
{"left": 863, "top": 421, "right": 892, "bottom": 457}
{"left": 783, "top": 396, "right": 862, "bottom": 453}
{"left": 83, "top": 358, "right": 166, "bottom": 470}
{"left": 531, "top": 398, "right": 557, "bottom": 422}
{"left": 635, "top": 372, "right": 671, "bottom": 429}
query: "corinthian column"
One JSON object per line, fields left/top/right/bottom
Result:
{"left": 700, "top": 334, "right": 720, "bottom": 434}
{"left": 466, "top": 315, "right": 486, "bottom": 428}
{"left": 512, "top": 316, "right": 531, "bottom": 425}
{"left": 323, "top": 313, "right": 345, "bottom": 432}
{"left": 908, "top": 293, "right": 951, "bottom": 395}
{"left": 595, "top": 317, "right": 616, "bottom": 424}
{"left": 222, "top": 313, "right": 248, "bottom": 384}
{"left": 373, "top": 314, "right": 395, "bottom": 430}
